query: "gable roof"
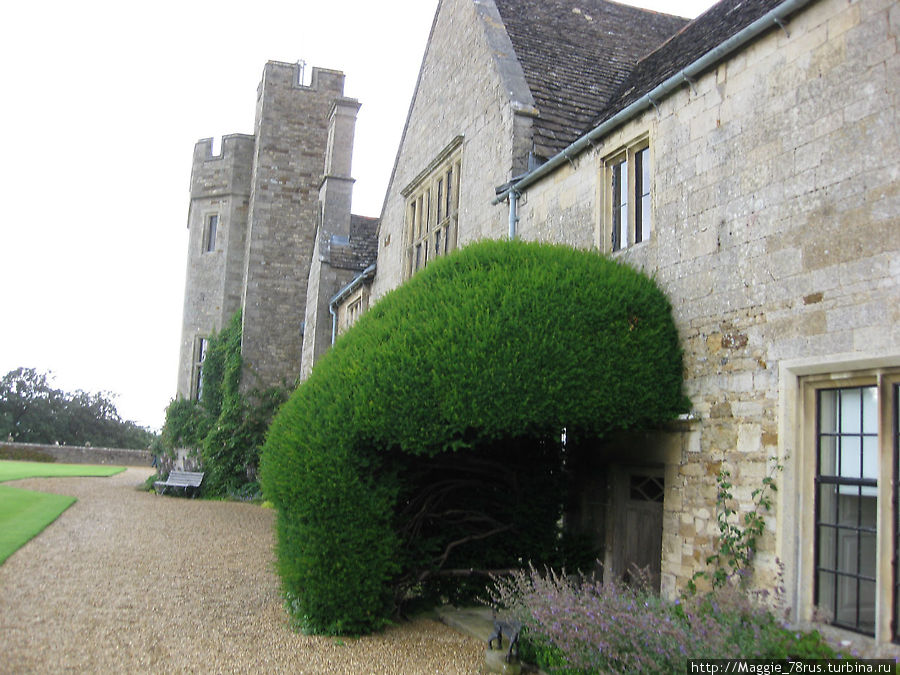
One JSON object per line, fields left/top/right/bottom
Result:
{"left": 493, "top": 0, "right": 689, "bottom": 160}
{"left": 595, "top": 0, "right": 790, "bottom": 124}
{"left": 494, "top": 0, "right": 815, "bottom": 201}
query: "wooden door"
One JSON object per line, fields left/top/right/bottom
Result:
{"left": 607, "top": 466, "right": 664, "bottom": 591}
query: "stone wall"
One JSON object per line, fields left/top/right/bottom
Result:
{"left": 514, "top": 0, "right": 899, "bottom": 621}
{"left": 371, "top": 0, "right": 538, "bottom": 300}
{"left": 177, "top": 134, "right": 255, "bottom": 399}
{"left": 0, "top": 442, "right": 152, "bottom": 467}
{"left": 240, "top": 63, "right": 346, "bottom": 392}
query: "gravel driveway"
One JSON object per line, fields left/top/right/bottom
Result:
{"left": 0, "top": 468, "right": 483, "bottom": 673}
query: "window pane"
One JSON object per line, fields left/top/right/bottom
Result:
{"left": 641, "top": 147, "right": 650, "bottom": 189}
{"left": 862, "top": 386, "right": 878, "bottom": 434}
{"left": 819, "top": 482, "right": 838, "bottom": 525}
{"left": 447, "top": 167, "right": 454, "bottom": 216}
{"left": 841, "top": 388, "right": 862, "bottom": 434}
{"left": 836, "top": 528, "right": 859, "bottom": 575}
{"left": 612, "top": 159, "right": 628, "bottom": 250}
{"left": 206, "top": 215, "right": 218, "bottom": 252}
{"left": 641, "top": 194, "right": 651, "bottom": 242}
{"left": 859, "top": 530, "right": 876, "bottom": 577}
{"left": 634, "top": 147, "right": 651, "bottom": 243}
{"left": 858, "top": 580, "right": 876, "bottom": 633}
{"left": 840, "top": 436, "right": 861, "bottom": 479}
{"left": 835, "top": 576, "right": 859, "bottom": 625}
{"left": 820, "top": 390, "right": 838, "bottom": 434}
{"left": 819, "top": 435, "right": 837, "bottom": 477}
{"left": 818, "top": 524, "right": 836, "bottom": 567}
{"left": 818, "top": 569, "right": 835, "bottom": 606}
{"left": 861, "top": 436, "right": 878, "bottom": 483}
{"left": 837, "top": 491, "right": 859, "bottom": 526}
{"left": 859, "top": 494, "right": 876, "bottom": 531}
{"left": 416, "top": 197, "right": 423, "bottom": 237}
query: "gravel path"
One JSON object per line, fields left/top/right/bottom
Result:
{"left": 0, "top": 468, "right": 483, "bottom": 673}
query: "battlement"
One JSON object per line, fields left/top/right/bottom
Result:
{"left": 190, "top": 134, "right": 255, "bottom": 199}
{"left": 193, "top": 133, "right": 256, "bottom": 163}
{"left": 257, "top": 61, "right": 345, "bottom": 99}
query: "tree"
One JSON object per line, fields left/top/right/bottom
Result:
{"left": 0, "top": 367, "right": 155, "bottom": 449}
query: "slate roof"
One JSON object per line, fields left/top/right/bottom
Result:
{"left": 324, "top": 215, "right": 379, "bottom": 271}
{"left": 595, "top": 0, "right": 790, "bottom": 125}
{"left": 493, "top": 0, "right": 689, "bottom": 160}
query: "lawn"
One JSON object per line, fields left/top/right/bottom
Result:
{"left": 0, "top": 460, "right": 125, "bottom": 564}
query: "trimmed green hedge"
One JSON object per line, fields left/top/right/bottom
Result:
{"left": 261, "top": 240, "right": 688, "bottom": 634}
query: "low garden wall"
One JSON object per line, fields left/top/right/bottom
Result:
{"left": 0, "top": 441, "right": 152, "bottom": 467}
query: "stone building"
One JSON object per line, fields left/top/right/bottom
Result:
{"left": 176, "top": 0, "right": 900, "bottom": 654}
{"left": 493, "top": 0, "right": 899, "bottom": 651}
{"left": 176, "top": 61, "right": 377, "bottom": 400}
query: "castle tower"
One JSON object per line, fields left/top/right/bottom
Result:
{"left": 176, "top": 134, "right": 255, "bottom": 400}
{"left": 239, "top": 62, "right": 346, "bottom": 391}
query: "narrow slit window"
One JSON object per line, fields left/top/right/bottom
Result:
{"left": 205, "top": 214, "right": 218, "bottom": 253}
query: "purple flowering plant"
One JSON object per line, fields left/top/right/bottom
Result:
{"left": 489, "top": 564, "right": 842, "bottom": 674}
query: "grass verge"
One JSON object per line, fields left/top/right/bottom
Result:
{"left": 0, "top": 460, "right": 125, "bottom": 564}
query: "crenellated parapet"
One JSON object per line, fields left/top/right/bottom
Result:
{"left": 190, "top": 134, "right": 255, "bottom": 200}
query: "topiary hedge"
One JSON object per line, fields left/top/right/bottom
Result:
{"left": 260, "top": 239, "right": 689, "bottom": 635}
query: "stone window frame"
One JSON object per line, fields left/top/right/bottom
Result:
{"left": 203, "top": 213, "right": 219, "bottom": 254}
{"left": 782, "top": 357, "right": 900, "bottom": 646}
{"left": 402, "top": 137, "right": 462, "bottom": 279}
{"left": 602, "top": 135, "right": 651, "bottom": 253}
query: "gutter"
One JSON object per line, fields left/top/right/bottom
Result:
{"left": 329, "top": 263, "right": 377, "bottom": 345}
{"left": 492, "top": 0, "right": 812, "bottom": 206}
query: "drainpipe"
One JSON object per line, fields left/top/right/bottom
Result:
{"left": 492, "top": 0, "right": 812, "bottom": 204}
{"left": 329, "top": 303, "right": 338, "bottom": 346}
{"left": 508, "top": 190, "right": 519, "bottom": 240}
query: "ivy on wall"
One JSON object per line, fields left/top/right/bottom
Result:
{"left": 261, "top": 240, "right": 690, "bottom": 635}
{"left": 159, "top": 310, "right": 288, "bottom": 498}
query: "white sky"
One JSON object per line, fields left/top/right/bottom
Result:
{"left": 0, "top": 0, "right": 716, "bottom": 432}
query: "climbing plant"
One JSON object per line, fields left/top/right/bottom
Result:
{"left": 689, "top": 459, "right": 782, "bottom": 592}
{"left": 260, "top": 239, "right": 690, "bottom": 635}
{"left": 159, "top": 310, "right": 288, "bottom": 498}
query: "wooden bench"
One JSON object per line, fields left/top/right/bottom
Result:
{"left": 154, "top": 470, "right": 204, "bottom": 497}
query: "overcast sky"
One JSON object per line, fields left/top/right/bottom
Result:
{"left": 0, "top": 0, "right": 717, "bottom": 432}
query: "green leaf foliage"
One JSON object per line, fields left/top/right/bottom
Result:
{"left": 261, "top": 239, "right": 689, "bottom": 635}
{"left": 159, "top": 310, "right": 288, "bottom": 498}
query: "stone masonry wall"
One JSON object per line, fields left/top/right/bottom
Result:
{"left": 177, "top": 134, "right": 255, "bottom": 399}
{"left": 240, "top": 63, "right": 345, "bottom": 391}
{"left": 372, "top": 0, "right": 537, "bottom": 300}
{"left": 515, "top": 0, "right": 899, "bottom": 601}
{"left": 0, "top": 441, "right": 152, "bottom": 467}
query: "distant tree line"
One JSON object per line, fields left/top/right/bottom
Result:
{"left": 0, "top": 367, "right": 156, "bottom": 449}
